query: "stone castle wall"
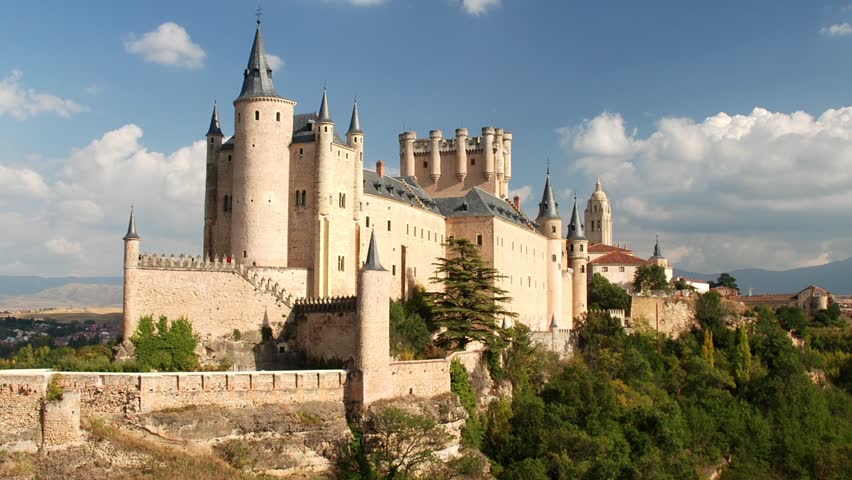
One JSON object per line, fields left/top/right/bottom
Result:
{"left": 127, "top": 264, "right": 307, "bottom": 339}
{"left": 630, "top": 295, "right": 696, "bottom": 337}
{"left": 389, "top": 359, "right": 451, "bottom": 398}
{"left": 290, "top": 299, "right": 359, "bottom": 363}
{"left": 0, "top": 369, "right": 346, "bottom": 451}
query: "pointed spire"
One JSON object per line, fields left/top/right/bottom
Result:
{"left": 653, "top": 235, "right": 662, "bottom": 258}
{"left": 206, "top": 101, "right": 223, "bottom": 137}
{"left": 550, "top": 314, "right": 561, "bottom": 330}
{"left": 123, "top": 206, "right": 140, "bottom": 241}
{"left": 347, "top": 99, "right": 363, "bottom": 135}
{"left": 237, "top": 18, "right": 279, "bottom": 100}
{"left": 595, "top": 178, "right": 602, "bottom": 191}
{"left": 363, "top": 230, "right": 385, "bottom": 271}
{"left": 317, "top": 86, "right": 333, "bottom": 124}
{"left": 567, "top": 197, "right": 586, "bottom": 240}
{"left": 536, "top": 173, "right": 560, "bottom": 220}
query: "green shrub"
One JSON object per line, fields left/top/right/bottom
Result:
{"left": 45, "top": 376, "right": 63, "bottom": 402}
{"left": 130, "top": 315, "right": 199, "bottom": 372}
{"left": 450, "top": 358, "right": 483, "bottom": 448}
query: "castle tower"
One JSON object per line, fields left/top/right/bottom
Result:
{"left": 204, "top": 101, "right": 224, "bottom": 259}
{"left": 231, "top": 18, "right": 295, "bottom": 267}
{"left": 649, "top": 235, "right": 669, "bottom": 268}
{"left": 482, "top": 127, "right": 495, "bottom": 180}
{"left": 429, "top": 130, "right": 443, "bottom": 182}
{"left": 536, "top": 172, "right": 564, "bottom": 331}
{"left": 354, "top": 230, "right": 393, "bottom": 404}
{"left": 122, "top": 206, "right": 141, "bottom": 340}
{"left": 312, "top": 87, "right": 336, "bottom": 296}
{"left": 567, "top": 198, "right": 589, "bottom": 319}
{"left": 584, "top": 178, "right": 613, "bottom": 245}
{"left": 503, "top": 131, "right": 513, "bottom": 195}
{"left": 347, "top": 100, "right": 364, "bottom": 221}
{"left": 455, "top": 128, "right": 468, "bottom": 181}
{"left": 399, "top": 131, "right": 416, "bottom": 178}
{"left": 494, "top": 128, "right": 505, "bottom": 197}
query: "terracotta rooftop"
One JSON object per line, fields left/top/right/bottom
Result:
{"left": 589, "top": 251, "right": 650, "bottom": 266}
{"left": 588, "top": 243, "right": 632, "bottom": 254}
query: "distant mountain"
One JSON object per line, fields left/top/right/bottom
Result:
{"left": 0, "top": 283, "right": 123, "bottom": 311}
{"left": 0, "top": 275, "right": 121, "bottom": 298}
{"left": 676, "top": 257, "right": 852, "bottom": 295}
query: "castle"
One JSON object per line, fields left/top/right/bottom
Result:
{"left": 119, "top": 19, "right": 670, "bottom": 403}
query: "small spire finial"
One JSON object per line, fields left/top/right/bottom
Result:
{"left": 123, "top": 205, "right": 140, "bottom": 241}
{"left": 546, "top": 158, "right": 550, "bottom": 175}
{"left": 256, "top": 6, "right": 262, "bottom": 24}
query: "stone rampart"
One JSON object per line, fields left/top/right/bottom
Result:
{"left": 0, "top": 368, "right": 346, "bottom": 451}
{"left": 290, "top": 306, "right": 358, "bottom": 363}
{"left": 389, "top": 359, "right": 451, "bottom": 398}
{"left": 630, "top": 295, "right": 696, "bottom": 337}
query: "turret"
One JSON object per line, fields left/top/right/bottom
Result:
{"left": 354, "top": 230, "right": 393, "bottom": 404}
{"left": 316, "top": 87, "right": 334, "bottom": 217}
{"left": 231, "top": 18, "right": 295, "bottom": 267}
{"left": 494, "top": 128, "right": 505, "bottom": 197}
{"left": 567, "top": 197, "right": 589, "bottom": 319}
{"left": 429, "top": 130, "right": 442, "bottom": 182}
{"left": 347, "top": 100, "right": 365, "bottom": 221}
{"left": 122, "top": 206, "right": 141, "bottom": 342}
{"left": 503, "top": 131, "right": 513, "bottom": 187}
{"left": 399, "top": 131, "right": 416, "bottom": 178}
{"left": 482, "top": 127, "right": 495, "bottom": 180}
{"left": 585, "top": 178, "right": 613, "bottom": 245}
{"left": 455, "top": 128, "right": 468, "bottom": 181}
{"left": 204, "top": 101, "right": 223, "bottom": 259}
{"left": 536, "top": 173, "right": 564, "bottom": 332}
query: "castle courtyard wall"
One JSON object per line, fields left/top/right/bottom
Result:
{"left": 630, "top": 295, "right": 696, "bottom": 337}
{"left": 128, "top": 267, "right": 306, "bottom": 339}
{"left": 389, "top": 359, "right": 451, "bottom": 398}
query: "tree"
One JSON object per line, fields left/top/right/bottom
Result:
{"left": 389, "top": 300, "right": 431, "bottom": 360}
{"left": 429, "top": 237, "right": 516, "bottom": 350}
{"left": 130, "top": 315, "right": 199, "bottom": 372}
{"left": 588, "top": 273, "right": 631, "bottom": 311}
{"left": 733, "top": 325, "right": 751, "bottom": 386}
{"left": 702, "top": 329, "right": 715, "bottom": 368}
{"left": 711, "top": 273, "right": 739, "bottom": 293}
{"left": 364, "top": 406, "right": 452, "bottom": 480}
{"left": 633, "top": 264, "right": 670, "bottom": 293}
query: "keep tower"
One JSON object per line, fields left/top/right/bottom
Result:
{"left": 231, "top": 18, "right": 296, "bottom": 267}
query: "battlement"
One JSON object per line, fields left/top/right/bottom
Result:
{"left": 401, "top": 126, "right": 511, "bottom": 154}
{"left": 293, "top": 296, "right": 358, "bottom": 313}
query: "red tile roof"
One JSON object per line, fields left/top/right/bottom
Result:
{"left": 588, "top": 243, "right": 632, "bottom": 254}
{"left": 589, "top": 251, "right": 650, "bottom": 266}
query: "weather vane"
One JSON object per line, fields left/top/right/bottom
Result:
{"left": 546, "top": 158, "right": 551, "bottom": 175}
{"left": 256, "top": 6, "right": 263, "bottom": 23}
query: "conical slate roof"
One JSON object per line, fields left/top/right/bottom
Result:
{"left": 206, "top": 101, "right": 223, "bottom": 137}
{"left": 317, "top": 87, "right": 333, "bottom": 123}
{"left": 123, "top": 206, "right": 140, "bottom": 241}
{"left": 567, "top": 198, "right": 586, "bottom": 240}
{"left": 536, "top": 175, "right": 560, "bottom": 220}
{"left": 237, "top": 20, "right": 279, "bottom": 100}
{"left": 363, "top": 230, "right": 385, "bottom": 271}
{"left": 347, "top": 100, "right": 362, "bottom": 134}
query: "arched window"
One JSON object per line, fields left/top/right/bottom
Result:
{"left": 255, "top": 111, "right": 260, "bottom": 121}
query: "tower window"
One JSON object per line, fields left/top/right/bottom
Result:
{"left": 392, "top": 265, "right": 396, "bottom": 276}
{"left": 580, "top": 244, "right": 584, "bottom": 252}
{"left": 210, "top": 137, "right": 214, "bottom": 144}
{"left": 552, "top": 254, "right": 556, "bottom": 262}
{"left": 471, "top": 158, "right": 476, "bottom": 165}
{"left": 570, "top": 244, "right": 574, "bottom": 252}
{"left": 476, "top": 234, "right": 483, "bottom": 246}
{"left": 552, "top": 226, "right": 556, "bottom": 234}
{"left": 299, "top": 148, "right": 304, "bottom": 156}
{"left": 228, "top": 155, "right": 232, "bottom": 162}
{"left": 276, "top": 112, "right": 280, "bottom": 122}
{"left": 366, "top": 216, "right": 370, "bottom": 228}
{"left": 324, "top": 126, "right": 328, "bottom": 133}
{"left": 423, "top": 161, "right": 428, "bottom": 168}
{"left": 337, "top": 256, "right": 345, "bottom": 272}
{"left": 237, "top": 113, "right": 241, "bottom": 123}
{"left": 255, "top": 111, "right": 260, "bottom": 121}
{"left": 581, "top": 265, "right": 585, "bottom": 273}
{"left": 387, "top": 220, "right": 392, "bottom": 231}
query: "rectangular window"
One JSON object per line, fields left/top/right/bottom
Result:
{"left": 366, "top": 216, "right": 370, "bottom": 228}
{"left": 619, "top": 267, "right": 625, "bottom": 272}
{"left": 392, "top": 265, "right": 396, "bottom": 276}
{"left": 603, "top": 267, "right": 609, "bottom": 272}
{"left": 387, "top": 220, "right": 392, "bottom": 231}
{"left": 476, "top": 234, "right": 483, "bottom": 246}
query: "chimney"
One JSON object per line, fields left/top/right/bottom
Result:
{"left": 376, "top": 160, "right": 384, "bottom": 178}
{"left": 513, "top": 195, "right": 520, "bottom": 210}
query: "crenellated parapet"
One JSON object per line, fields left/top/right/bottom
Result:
{"left": 292, "top": 296, "right": 358, "bottom": 313}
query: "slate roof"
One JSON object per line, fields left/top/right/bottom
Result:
{"left": 434, "top": 187, "right": 535, "bottom": 229}
{"left": 292, "top": 112, "right": 348, "bottom": 145}
{"left": 237, "top": 20, "right": 280, "bottom": 100}
{"left": 589, "top": 251, "right": 650, "bottom": 266}
{"left": 537, "top": 175, "right": 560, "bottom": 220}
{"left": 206, "top": 102, "right": 223, "bottom": 137}
{"left": 588, "top": 244, "right": 632, "bottom": 254}
{"left": 362, "top": 171, "right": 441, "bottom": 214}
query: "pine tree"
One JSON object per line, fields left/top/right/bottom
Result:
{"left": 702, "top": 329, "right": 715, "bottom": 368}
{"left": 734, "top": 325, "right": 752, "bottom": 385}
{"left": 429, "top": 237, "right": 517, "bottom": 350}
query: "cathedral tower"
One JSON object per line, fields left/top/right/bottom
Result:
{"left": 584, "top": 178, "right": 612, "bottom": 245}
{"left": 650, "top": 235, "right": 668, "bottom": 268}
{"left": 231, "top": 19, "right": 295, "bottom": 267}
{"left": 204, "top": 101, "right": 223, "bottom": 259}
{"left": 536, "top": 172, "right": 564, "bottom": 329}
{"left": 568, "top": 198, "right": 589, "bottom": 318}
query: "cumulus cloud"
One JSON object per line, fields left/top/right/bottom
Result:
{"left": 821, "top": 22, "right": 852, "bottom": 36}
{"left": 45, "top": 238, "right": 81, "bottom": 256}
{"left": 558, "top": 106, "right": 852, "bottom": 272}
{"left": 0, "top": 70, "right": 85, "bottom": 120}
{"left": 0, "top": 124, "right": 205, "bottom": 275}
{"left": 266, "top": 54, "right": 283, "bottom": 72}
{"left": 461, "top": 0, "right": 501, "bottom": 15}
{"left": 125, "top": 22, "right": 206, "bottom": 69}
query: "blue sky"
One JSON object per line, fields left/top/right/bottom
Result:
{"left": 2, "top": 0, "right": 852, "bottom": 276}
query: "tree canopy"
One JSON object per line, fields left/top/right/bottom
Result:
{"left": 632, "top": 264, "right": 670, "bottom": 293}
{"left": 130, "top": 315, "right": 199, "bottom": 372}
{"left": 428, "top": 237, "right": 516, "bottom": 351}
{"left": 711, "top": 272, "right": 739, "bottom": 292}
{"left": 588, "top": 273, "right": 631, "bottom": 311}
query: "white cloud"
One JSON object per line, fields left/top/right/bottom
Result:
{"left": 0, "top": 124, "right": 205, "bottom": 275}
{"left": 461, "top": 0, "right": 501, "bottom": 15}
{"left": 509, "top": 184, "right": 533, "bottom": 205}
{"left": 45, "top": 238, "right": 81, "bottom": 256}
{"left": 125, "top": 22, "right": 206, "bottom": 69}
{"left": 0, "top": 164, "right": 49, "bottom": 198}
{"left": 821, "top": 22, "right": 852, "bottom": 36}
{"left": 267, "top": 54, "right": 283, "bottom": 72}
{"left": 0, "top": 70, "right": 85, "bottom": 120}
{"left": 559, "top": 106, "right": 852, "bottom": 272}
